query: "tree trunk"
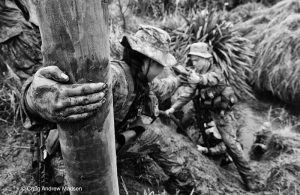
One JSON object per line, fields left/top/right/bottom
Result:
{"left": 35, "top": 0, "right": 119, "bottom": 194}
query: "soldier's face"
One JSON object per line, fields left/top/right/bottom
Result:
{"left": 190, "top": 55, "right": 211, "bottom": 73}
{"left": 142, "top": 59, "right": 164, "bottom": 82}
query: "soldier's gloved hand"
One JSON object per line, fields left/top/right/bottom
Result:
{"left": 25, "top": 66, "right": 107, "bottom": 123}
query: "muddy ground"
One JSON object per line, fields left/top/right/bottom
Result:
{"left": 1, "top": 100, "right": 300, "bottom": 195}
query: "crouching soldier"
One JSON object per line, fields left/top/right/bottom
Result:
{"left": 21, "top": 25, "right": 183, "bottom": 188}
{"left": 165, "top": 42, "right": 261, "bottom": 191}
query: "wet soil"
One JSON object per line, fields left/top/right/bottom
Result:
{"left": 1, "top": 100, "right": 300, "bottom": 195}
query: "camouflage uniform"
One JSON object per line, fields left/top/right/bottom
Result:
{"left": 19, "top": 24, "right": 184, "bottom": 193}
{"left": 169, "top": 64, "right": 256, "bottom": 185}
{"left": 21, "top": 25, "right": 180, "bottom": 132}
{"left": 21, "top": 60, "right": 181, "bottom": 132}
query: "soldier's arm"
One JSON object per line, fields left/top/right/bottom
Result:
{"left": 167, "top": 67, "right": 222, "bottom": 113}
{"left": 198, "top": 68, "right": 228, "bottom": 99}
{"left": 168, "top": 84, "right": 196, "bottom": 113}
{"left": 200, "top": 66, "right": 226, "bottom": 86}
{"left": 20, "top": 65, "right": 115, "bottom": 131}
{"left": 208, "top": 142, "right": 227, "bottom": 155}
{"left": 150, "top": 74, "right": 181, "bottom": 103}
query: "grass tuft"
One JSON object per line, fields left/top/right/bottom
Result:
{"left": 234, "top": 0, "right": 300, "bottom": 105}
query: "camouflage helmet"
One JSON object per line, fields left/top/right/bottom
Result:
{"left": 121, "top": 25, "right": 177, "bottom": 67}
{"left": 188, "top": 42, "right": 212, "bottom": 59}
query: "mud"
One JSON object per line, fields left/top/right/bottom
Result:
{"left": 0, "top": 124, "right": 37, "bottom": 195}
{"left": 1, "top": 101, "right": 300, "bottom": 195}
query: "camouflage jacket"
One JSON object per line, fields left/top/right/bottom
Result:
{"left": 20, "top": 60, "right": 181, "bottom": 131}
{"left": 171, "top": 65, "right": 229, "bottom": 112}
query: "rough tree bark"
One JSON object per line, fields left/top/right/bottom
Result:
{"left": 35, "top": 0, "right": 119, "bottom": 194}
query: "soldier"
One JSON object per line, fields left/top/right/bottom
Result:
{"left": 165, "top": 42, "right": 261, "bottom": 191}
{"left": 21, "top": 25, "right": 181, "bottom": 132}
{"left": 20, "top": 25, "right": 182, "bottom": 188}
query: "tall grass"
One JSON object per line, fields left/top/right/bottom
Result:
{"left": 0, "top": 83, "right": 19, "bottom": 125}
{"left": 235, "top": 0, "right": 300, "bottom": 104}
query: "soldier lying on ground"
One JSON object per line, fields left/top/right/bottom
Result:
{"left": 165, "top": 42, "right": 262, "bottom": 191}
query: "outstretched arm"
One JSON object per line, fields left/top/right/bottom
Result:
{"left": 150, "top": 74, "right": 181, "bottom": 103}
{"left": 167, "top": 84, "right": 197, "bottom": 114}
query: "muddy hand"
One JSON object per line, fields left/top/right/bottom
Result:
{"left": 25, "top": 66, "right": 107, "bottom": 123}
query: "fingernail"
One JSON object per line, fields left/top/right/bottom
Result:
{"left": 101, "top": 98, "right": 106, "bottom": 104}
{"left": 61, "top": 73, "right": 69, "bottom": 80}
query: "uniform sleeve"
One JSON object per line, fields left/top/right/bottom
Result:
{"left": 170, "top": 84, "right": 196, "bottom": 111}
{"left": 110, "top": 62, "right": 132, "bottom": 125}
{"left": 150, "top": 74, "right": 181, "bottom": 103}
{"left": 110, "top": 64, "right": 122, "bottom": 92}
{"left": 108, "top": 63, "right": 126, "bottom": 110}
{"left": 208, "top": 142, "right": 227, "bottom": 155}
{"left": 199, "top": 67, "right": 228, "bottom": 99}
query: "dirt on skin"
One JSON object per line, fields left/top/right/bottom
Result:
{"left": 1, "top": 101, "right": 300, "bottom": 195}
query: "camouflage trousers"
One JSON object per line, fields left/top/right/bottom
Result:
{"left": 212, "top": 109, "right": 255, "bottom": 182}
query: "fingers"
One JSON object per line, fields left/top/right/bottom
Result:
{"left": 38, "top": 66, "right": 69, "bottom": 83}
{"left": 60, "top": 100, "right": 106, "bottom": 117}
{"left": 63, "top": 83, "right": 107, "bottom": 97}
{"left": 64, "top": 112, "right": 96, "bottom": 122}
{"left": 55, "top": 99, "right": 106, "bottom": 122}
{"left": 57, "top": 92, "right": 106, "bottom": 109}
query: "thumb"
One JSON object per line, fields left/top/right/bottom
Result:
{"left": 39, "top": 66, "right": 69, "bottom": 83}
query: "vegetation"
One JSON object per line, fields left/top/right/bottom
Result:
{"left": 1, "top": 0, "right": 300, "bottom": 195}
{"left": 235, "top": 0, "right": 300, "bottom": 104}
{"left": 165, "top": 10, "right": 255, "bottom": 100}
{"left": 0, "top": 84, "right": 15, "bottom": 124}
{"left": 0, "top": 1, "right": 42, "bottom": 82}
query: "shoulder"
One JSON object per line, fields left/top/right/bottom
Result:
{"left": 109, "top": 60, "right": 125, "bottom": 87}
{"left": 110, "top": 60, "right": 134, "bottom": 93}
{"left": 110, "top": 60, "right": 130, "bottom": 82}
{"left": 110, "top": 60, "right": 125, "bottom": 76}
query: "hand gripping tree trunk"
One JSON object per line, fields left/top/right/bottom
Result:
{"left": 35, "top": 0, "right": 119, "bottom": 194}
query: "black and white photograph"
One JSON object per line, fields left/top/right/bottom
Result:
{"left": 0, "top": 0, "right": 300, "bottom": 194}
